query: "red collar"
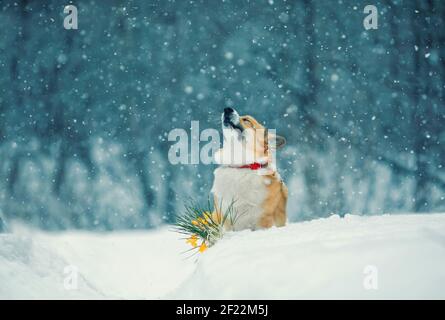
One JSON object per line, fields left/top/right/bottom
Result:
{"left": 231, "top": 162, "right": 268, "bottom": 170}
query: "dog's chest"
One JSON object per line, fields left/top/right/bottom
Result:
{"left": 211, "top": 167, "right": 268, "bottom": 230}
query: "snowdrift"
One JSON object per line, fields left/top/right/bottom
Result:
{"left": 1, "top": 214, "right": 445, "bottom": 299}
{"left": 0, "top": 227, "right": 195, "bottom": 299}
{"left": 171, "top": 214, "right": 445, "bottom": 299}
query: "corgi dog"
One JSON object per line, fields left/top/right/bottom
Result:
{"left": 211, "top": 107, "right": 288, "bottom": 231}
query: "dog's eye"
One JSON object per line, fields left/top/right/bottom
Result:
{"left": 242, "top": 118, "right": 253, "bottom": 127}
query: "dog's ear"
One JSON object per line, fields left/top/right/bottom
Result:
{"left": 268, "top": 134, "right": 286, "bottom": 149}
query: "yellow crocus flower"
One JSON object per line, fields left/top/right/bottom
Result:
{"left": 199, "top": 241, "right": 208, "bottom": 253}
{"left": 186, "top": 234, "right": 198, "bottom": 248}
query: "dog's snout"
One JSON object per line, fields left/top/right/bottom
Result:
{"left": 222, "top": 107, "right": 240, "bottom": 128}
{"left": 224, "top": 107, "right": 234, "bottom": 115}
{"left": 223, "top": 107, "right": 235, "bottom": 124}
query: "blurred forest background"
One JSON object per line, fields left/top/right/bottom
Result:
{"left": 0, "top": 0, "right": 444, "bottom": 231}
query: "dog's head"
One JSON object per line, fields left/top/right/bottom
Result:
{"left": 215, "top": 107, "right": 286, "bottom": 166}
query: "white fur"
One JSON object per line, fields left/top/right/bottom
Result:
{"left": 212, "top": 109, "right": 278, "bottom": 230}
{"left": 214, "top": 129, "right": 256, "bottom": 165}
{"left": 211, "top": 167, "right": 268, "bottom": 231}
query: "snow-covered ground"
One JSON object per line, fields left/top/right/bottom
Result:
{"left": 1, "top": 214, "right": 445, "bottom": 299}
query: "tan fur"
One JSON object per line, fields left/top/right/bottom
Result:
{"left": 258, "top": 172, "right": 288, "bottom": 229}
{"left": 212, "top": 111, "right": 287, "bottom": 231}
{"left": 239, "top": 115, "right": 269, "bottom": 162}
